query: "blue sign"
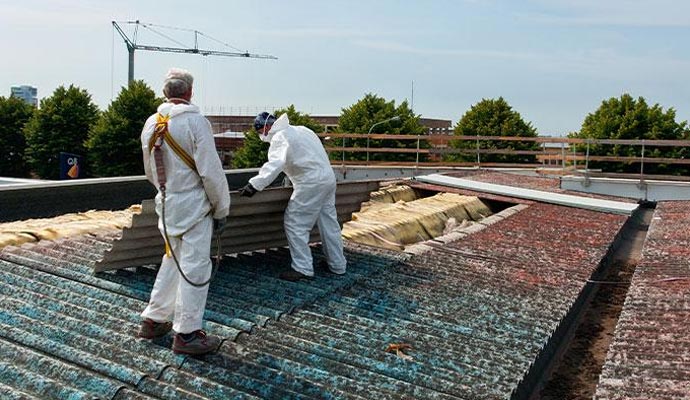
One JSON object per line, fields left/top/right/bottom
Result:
{"left": 59, "top": 152, "right": 82, "bottom": 180}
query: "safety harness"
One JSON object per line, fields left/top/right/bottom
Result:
{"left": 151, "top": 113, "right": 220, "bottom": 287}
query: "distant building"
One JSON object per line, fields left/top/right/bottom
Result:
{"left": 213, "top": 131, "right": 246, "bottom": 168}
{"left": 10, "top": 85, "right": 38, "bottom": 107}
{"left": 206, "top": 114, "right": 452, "bottom": 135}
{"left": 206, "top": 113, "right": 453, "bottom": 166}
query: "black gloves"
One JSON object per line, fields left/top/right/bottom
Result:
{"left": 213, "top": 217, "right": 227, "bottom": 236}
{"left": 239, "top": 183, "right": 258, "bottom": 197}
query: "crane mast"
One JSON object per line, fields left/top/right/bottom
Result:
{"left": 112, "top": 20, "right": 277, "bottom": 84}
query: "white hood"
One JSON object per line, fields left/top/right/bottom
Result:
{"left": 260, "top": 113, "right": 290, "bottom": 143}
{"left": 141, "top": 99, "right": 230, "bottom": 234}
{"left": 157, "top": 102, "right": 200, "bottom": 118}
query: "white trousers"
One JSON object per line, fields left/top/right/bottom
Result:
{"left": 141, "top": 215, "right": 212, "bottom": 334}
{"left": 284, "top": 182, "right": 346, "bottom": 276}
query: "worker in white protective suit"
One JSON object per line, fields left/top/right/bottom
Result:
{"left": 138, "top": 68, "right": 230, "bottom": 355}
{"left": 240, "top": 112, "right": 347, "bottom": 282}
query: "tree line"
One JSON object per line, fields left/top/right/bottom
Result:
{"left": 0, "top": 81, "right": 160, "bottom": 179}
{"left": 1, "top": 81, "right": 687, "bottom": 179}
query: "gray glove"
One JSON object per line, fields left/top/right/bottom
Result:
{"left": 213, "top": 217, "right": 227, "bottom": 236}
{"left": 239, "top": 183, "right": 258, "bottom": 197}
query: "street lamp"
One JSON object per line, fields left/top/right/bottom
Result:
{"left": 367, "top": 116, "right": 401, "bottom": 163}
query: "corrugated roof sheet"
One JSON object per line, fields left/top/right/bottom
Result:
{"left": 94, "top": 181, "right": 378, "bottom": 272}
{"left": 0, "top": 197, "right": 628, "bottom": 399}
{"left": 595, "top": 201, "right": 690, "bottom": 399}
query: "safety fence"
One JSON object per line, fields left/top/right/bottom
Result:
{"left": 319, "top": 133, "right": 690, "bottom": 180}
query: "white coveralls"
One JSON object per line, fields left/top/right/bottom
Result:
{"left": 140, "top": 102, "right": 230, "bottom": 334}
{"left": 249, "top": 113, "right": 346, "bottom": 276}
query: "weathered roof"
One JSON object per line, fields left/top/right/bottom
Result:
{"left": 0, "top": 196, "right": 629, "bottom": 399}
{"left": 595, "top": 201, "right": 690, "bottom": 399}
{"left": 445, "top": 170, "right": 563, "bottom": 192}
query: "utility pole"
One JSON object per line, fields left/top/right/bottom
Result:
{"left": 411, "top": 80, "right": 414, "bottom": 113}
{"left": 112, "top": 21, "right": 277, "bottom": 84}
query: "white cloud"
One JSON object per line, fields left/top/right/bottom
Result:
{"left": 245, "top": 27, "right": 406, "bottom": 39}
{"left": 352, "top": 39, "right": 690, "bottom": 82}
{"left": 521, "top": 0, "right": 690, "bottom": 27}
{"left": 353, "top": 39, "right": 540, "bottom": 60}
{"left": 0, "top": 0, "right": 111, "bottom": 27}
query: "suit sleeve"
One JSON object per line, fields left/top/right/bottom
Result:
{"left": 249, "top": 133, "right": 288, "bottom": 191}
{"left": 140, "top": 117, "right": 155, "bottom": 185}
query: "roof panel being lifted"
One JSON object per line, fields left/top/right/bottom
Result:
{"left": 94, "top": 180, "right": 379, "bottom": 272}
{"left": 416, "top": 174, "right": 639, "bottom": 215}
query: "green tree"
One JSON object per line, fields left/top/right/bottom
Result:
{"left": 86, "top": 81, "right": 163, "bottom": 177}
{"left": 0, "top": 96, "right": 34, "bottom": 177}
{"left": 24, "top": 85, "right": 99, "bottom": 179}
{"left": 338, "top": 93, "right": 426, "bottom": 162}
{"left": 569, "top": 94, "right": 689, "bottom": 175}
{"left": 232, "top": 105, "right": 323, "bottom": 168}
{"left": 448, "top": 97, "right": 539, "bottom": 164}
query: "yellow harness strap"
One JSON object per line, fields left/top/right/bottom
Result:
{"left": 149, "top": 113, "right": 197, "bottom": 173}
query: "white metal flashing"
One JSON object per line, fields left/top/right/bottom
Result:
{"left": 561, "top": 175, "right": 690, "bottom": 201}
{"left": 416, "top": 174, "right": 638, "bottom": 215}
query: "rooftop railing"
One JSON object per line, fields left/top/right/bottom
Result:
{"left": 320, "top": 133, "right": 690, "bottom": 181}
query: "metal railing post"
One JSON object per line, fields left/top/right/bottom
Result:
{"left": 366, "top": 133, "right": 370, "bottom": 165}
{"left": 541, "top": 142, "right": 545, "bottom": 167}
{"left": 640, "top": 139, "right": 645, "bottom": 181}
{"left": 583, "top": 140, "right": 591, "bottom": 187}
{"left": 476, "top": 135, "right": 480, "bottom": 167}
{"left": 572, "top": 142, "right": 577, "bottom": 170}
{"left": 415, "top": 135, "right": 421, "bottom": 167}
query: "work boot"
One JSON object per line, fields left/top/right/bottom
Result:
{"left": 172, "top": 330, "right": 221, "bottom": 355}
{"left": 279, "top": 269, "right": 313, "bottom": 282}
{"left": 138, "top": 318, "right": 173, "bottom": 339}
{"left": 317, "top": 260, "right": 346, "bottom": 276}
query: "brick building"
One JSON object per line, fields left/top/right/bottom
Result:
{"left": 207, "top": 114, "right": 452, "bottom": 167}
{"left": 206, "top": 114, "right": 452, "bottom": 136}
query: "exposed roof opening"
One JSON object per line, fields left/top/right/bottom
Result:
{"left": 342, "top": 183, "right": 517, "bottom": 251}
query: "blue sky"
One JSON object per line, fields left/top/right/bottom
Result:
{"left": 2, "top": 0, "right": 689, "bottom": 135}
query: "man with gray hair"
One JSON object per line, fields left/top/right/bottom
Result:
{"left": 138, "top": 67, "right": 230, "bottom": 355}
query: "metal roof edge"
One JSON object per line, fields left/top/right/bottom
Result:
{"left": 561, "top": 175, "right": 690, "bottom": 201}
{"left": 415, "top": 174, "right": 638, "bottom": 215}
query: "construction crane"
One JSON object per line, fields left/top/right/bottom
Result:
{"left": 112, "top": 20, "right": 277, "bottom": 84}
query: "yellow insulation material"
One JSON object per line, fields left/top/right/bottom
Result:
{"left": 0, "top": 205, "right": 141, "bottom": 249}
{"left": 0, "top": 232, "right": 36, "bottom": 248}
{"left": 462, "top": 196, "right": 491, "bottom": 220}
{"left": 368, "top": 184, "right": 418, "bottom": 203}
{"left": 359, "top": 201, "right": 395, "bottom": 214}
{"left": 361, "top": 184, "right": 417, "bottom": 212}
{"left": 343, "top": 193, "right": 491, "bottom": 250}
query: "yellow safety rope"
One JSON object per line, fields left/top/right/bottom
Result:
{"left": 149, "top": 112, "right": 220, "bottom": 287}
{"left": 149, "top": 114, "right": 197, "bottom": 173}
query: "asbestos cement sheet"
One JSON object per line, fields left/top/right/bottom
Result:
{"left": 93, "top": 180, "right": 380, "bottom": 272}
{"left": 416, "top": 174, "right": 639, "bottom": 215}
